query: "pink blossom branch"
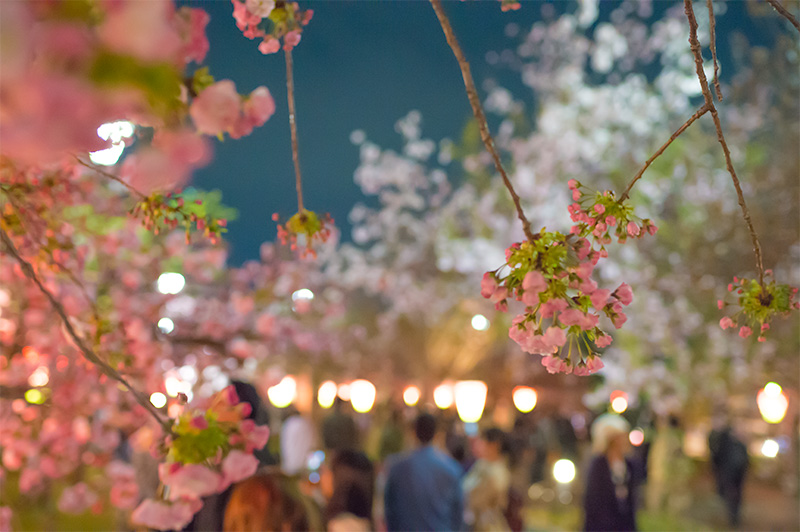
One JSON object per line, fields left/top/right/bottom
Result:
{"left": 429, "top": 0, "right": 535, "bottom": 242}
{"left": 619, "top": 103, "right": 711, "bottom": 202}
{"left": 284, "top": 48, "right": 305, "bottom": 213}
{"left": 706, "top": 0, "right": 723, "bottom": 100}
{"left": 684, "top": 0, "right": 766, "bottom": 287}
{"left": 0, "top": 227, "right": 172, "bottom": 433}
{"left": 764, "top": 0, "right": 800, "bottom": 32}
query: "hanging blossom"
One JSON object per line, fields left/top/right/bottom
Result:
{"left": 273, "top": 210, "right": 334, "bottom": 259}
{"left": 231, "top": 0, "right": 313, "bottom": 55}
{"left": 131, "top": 386, "right": 269, "bottom": 531}
{"left": 718, "top": 272, "right": 799, "bottom": 342}
{"left": 483, "top": 183, "right": 656, "bottom": 375}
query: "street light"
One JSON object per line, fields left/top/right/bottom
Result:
{"left": 267, "top": 376, "right": 297, "bottom": 408}
{"left": 757, "top": 382, "right": 789, "bottom": 424}
{"left": 454, "top": 381, "right": 487, "bottom": 423}
{"left": 318, "top": 381, "right": 337, "bottom": 408}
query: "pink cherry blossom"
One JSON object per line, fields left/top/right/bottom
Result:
{"left": 245, "top": 0, "right": 275, "bottom": 17}
{"left": 738, "top": 326, "right": 752, "bottom": 338}
{"left": 162, "top": 463, "right": 223, "bottom": 500}
{"left": 98, "top": 0, "right": 181, "bottom": 62}
{"left": 543, "top": 326, "right": 567, "bottom": 350}
{"left": 613, "top": 283, "right": 633, "bottom": 306}
{"left": 593, "top": 204, "right": 605, "bottom": 215}
{"left": 57, "top": 482, "right": 98, "bottom": 514}
{"left": 490, "top": 286, "right": 508, "bottom": 304}
{"left": 567, "top": 179, "right": 578, "bottom": 189}
{"left": 585, "top": 356, "right": 604, "bottom": 373}
{"left": 220, "top": 450, "right": 259, "bottom": 489}
{"left": 284, "top": 30, "right": 302, "bottom": 50}
{"left": 574, "top": 260, "right": 594, "bottom": 280}
{"left": 719, "top": 316, "right": 734, "bottom": 329}
{"left": 717, "top": 299, "right": 724, "bottom": 309}
{"left": 259, "top": 38, "right": 281, "bottom": 54}
{"left": 190, "top": 80, "right": 241, "bottom": 137}
{"left": 626, "top": 222, "right": 640, "bottom": 237}
{"left": 572, "top": 189, "right": 581, "bottom": 201}
{"left": 175, "top": 7, "right": 210, "bottom": 64}
{"left": 605, "top": 215, "right": 617, "bottom": 226}
{"left": 595, "top": 334, "right": 612, "bottom": 348}
{"left": 540, "top": 298, "right": 568, "bottom": 318}
{"left": 590, "top": 289, "right": 610, "bottom": 310}
{"left": 0, "top": 507, "right": 11, "bottom": 532}
{"left": 481, "top": 272, "right": 498, "bottom": 299}
{"left": 611, "top": 311, "right": 627, "bottom": 329}
{"left": 131, "top": 499, "right": 202, "bottom": 531}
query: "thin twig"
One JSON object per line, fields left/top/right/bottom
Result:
{"left": 74, "top": 156, "right": 145, "bottom": 199}
{"left": 284, "top": 48, "right": 305, "bottom": 213}
{"left": 764, "top": 0, "right": 800, "bottom": 32}
{"left": 0, "top": 227, "right": 172, "bottom": 433}
{"left": 429, "top": 0, "right": 535, "bottom": 242}
{"left": 619, "top": 104, "right": 711, "bottom": 202}
{"left": 706, "top": 0, "right": 723, "bottom": 101}
{"left": 685, "top": 0, "right": 766, "bottom": 287}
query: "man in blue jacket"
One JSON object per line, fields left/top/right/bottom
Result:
{"left": 384, "top": 413, "right": 464, "bottom": 531}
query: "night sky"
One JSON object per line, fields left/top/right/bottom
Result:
{"left": 187, "top": 1, "right": 776, "bottom": 265}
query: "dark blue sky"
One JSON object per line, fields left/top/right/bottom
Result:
{"left": 187, "top": 0, "right": 777, "bottom": 265}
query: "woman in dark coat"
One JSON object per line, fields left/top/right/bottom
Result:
{"left": 583, "top": 414, "right": 639, "bottom": 532}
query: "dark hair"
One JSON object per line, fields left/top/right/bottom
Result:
{"left": 415, "top": 413, "right": 437, "bottom": 444}
{"left": 224, "top": 473, "right": 311, "bottom": 532}
{"left": 232, "top": 380, "right": 267, "bottom": 423}
{"left": 326, "top": 450, "right": 374, "bottom": 524}
{"left": 483, "top": 427, "right": 509, "bottom": 455}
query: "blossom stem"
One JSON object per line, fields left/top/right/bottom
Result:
{"left": 764, "top": 0, "right": 800, "bottom": 32}
{"left": 684, "top": 0, "right": 766, "bottom": 287}
{"left": 0, "top": 227, "right": 172, "bottom": 433}
{"left": 74, "top": 156, "right": 146, "bottom": 199}
{"left": 706, "top": 0, "right": 723, "bottom": 101}
{"left": 429, "top": 0, "right": 535, "bottom": 242}
{"left": 618, "top": 104, "right": 710, "bottom": 202}
{"left": 284, "top": 48, "right": 304, "bottom": 213}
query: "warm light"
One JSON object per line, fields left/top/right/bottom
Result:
{"left": 761, "top": 439, "right": 779, "bottom": 458}
{"left": 629, "top": 428, "right": 645, "bottom": 446}
{"left": 611, "top": 397, "right": 628, "bottom": 413}
{"left": 337, "top": 383, "right": 351, "bottom": 401}
{"left": 553, "top": 459, "right": 576, "bottom": 484}
{"left": 149, "top": 392, "right": 167, "bottom": 408}
{"left": 157, "top": 272, "right": 186, "bottom": 295}
{"left": 318, "top": 381, "right": 337, "bottom": 409}
{"left": 25, "top": 389, "right": 45, "bottom": 404}
{"left": 757, "top": 382, "right": 789, "bottom": 424}
{"left": 512, "top": 386, "right": 537, "bottom": 413}
{"left": 157, "top": 317, "right": 175, "bottom": 334}
{"left": 89, "top": 121, "right": 134, "bottom": 166}
{"left": 28, "top": 366, "right": 49, "bottom": 387}
{"left": 267, "top": 376, "right": 297, "bottom": 408}
{"left": 454, "top": 380, "right": 488, "bottom": 423}
{"left": 403, "top": 385, "right": 421, "bottom": 407}
{"left": 471, "top": 314, "right": 490, "bottom": 331}
{"left": 433, "top": 383, "right": 454, "bottom": 409}
{"left": 350, "top": 379, "right": 377, "bottom": 413}
{"left": 292, "top": 289, "right": 314, "bottom": 301}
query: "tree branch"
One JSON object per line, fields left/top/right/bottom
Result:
{"left": 764, "top": 0, "right": 800, "bottom": 32}
{"left": 429, "top": 0, "right": 535, "bottom": 242}
{"left": 706, "top": 0, "right": 723, "bottom": 101}
{"left": 0, "top": 227, "right": 172, "bottom": 433}
{"left": 684, "top": 0, "right": 766, "bottom": 287}
{"left": 284, "top": 48, "right": 305, "bottom": 213}
{"left": 619, "top": 104, "right": 710, "bottom": 202}
{"left": 74, "top": 156, "right": 146, "bottom": 199}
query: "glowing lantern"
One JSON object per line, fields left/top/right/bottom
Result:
{"left": 512, "top": 386, "right": 537, "bottom": 413}
{"left": 350, "top": 379, "right": 376, "bottom": 414}
{"left": 454, "top": 380, "right": 487, "bottom": 423}
{"left": 267, "top": 376, "right": 297, "bottom": 408}
{"left": 318, "top": 381, "right": 338, "bottom": 408}
{"left": 433, "top": 382, "right": 454, "bottom": 409}
{"left": 553, "top": 459, "right": 576, "bottom": 484}
{"left": 757, "top": 382, "right": 789, "bottom": 424}
{"left": 337, "top": 383, "right": 351, "bottom": 401}
{"left": 403, "top": 385, "right": 421, "bottom": 407}
{"left": 610, "top": 390, "right": 628, "bottom": 413}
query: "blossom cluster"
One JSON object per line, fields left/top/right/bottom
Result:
{"left": 718, "top": 273, "right": 799, "bottom": 342}
{"left": 132, "top": 190, "right": 228, "bottom": 244}
{"left": 189, "top": 78, "right": 276, "bottom": 139}
{"left": 131, "top": 386, "right": 269, "bottom": 531}
{"left": 274, "top": 209, "right": 334, "bottom": 259}
{"left": 568, "top": 179, "right": 658, "bottom": 248}
{"left": 482, "top": 228, "right": 635, "bottom": 375}
{"left": 232, "top": 0, "right": 313, "bottom": 55}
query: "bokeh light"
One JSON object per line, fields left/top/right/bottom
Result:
{"left": 267, "top": 376, "right": 297, "bottom": 408}
{"left": 761, "top": 438, "right": 779, "bottom": 458}
{"left": 157, "top": 272, "right": 186, "bottom": 295}
{"left": 471, "top": 314, "right": 490, "bottom": 331}
{"left": 629, "top": 428, "right": 645, "bottom": 446}
{"left": 337, "top": 383, "right": 351, "bottom": 401}
{"left": 350, "top": 379, "right": 377, "bottom": 413}
{"left": 553, "top": 459, "right": 576, "bottom": 484}
{"left": 433, "top": 382, "right": 454, "bottom": 409}
{"left": 757, "top": 382, "right": 789, "bottom": 424}
{"left": 454, "top": 380, "right": 487, "bottom": 423}
{"left": 149, "top": 392, "right": 167, "bottom": 408}
{"left": 318, "top": 380, "right": 337, "bottom": 408}
{"left": 512, "top": 386, "right": 537, "bottom": 413}
{"left": 403, "top": 385, "right": 421, "bottom": 407}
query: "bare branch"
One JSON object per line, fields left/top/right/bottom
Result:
{"left": 706, "top": 0, "right": 723, "bottom": 100}
{"left": 764, "top": 0, "right": 800, "bottom": 32}
{"left": 619, "top": 104, "right": 710, "bottom": 202}
{"left": 74, "top": 156, "right": 145, "bottom": 199}
{"left": 285, "top": 48, "right": 305, "bottom": 213}
{"left": 0, "top": 227, "right": 172, "bottom": 433}
{"left": 429, "top": 0, "right": 535, "bottom": 242}
{"left": 684, "top": 0, "right": 766, "bottom": 286}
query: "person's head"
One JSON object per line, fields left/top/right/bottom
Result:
{"left": 224, "top": 473, "right": 309, "bottom": 532}
{"left": 414, "top": 413, "right": 437, "bottom": 444}
{"left": 323, "top": 450, "right": 374, "bottom": 523}
{"left": 591, "top": 413, "right": 630, "bottom": 458}
{"left": 478, "top": 427, "right": 507, "bottom": 461}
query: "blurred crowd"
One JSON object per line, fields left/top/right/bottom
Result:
{"left": 121, "top": 380, "right": 753, "bottom": 532}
